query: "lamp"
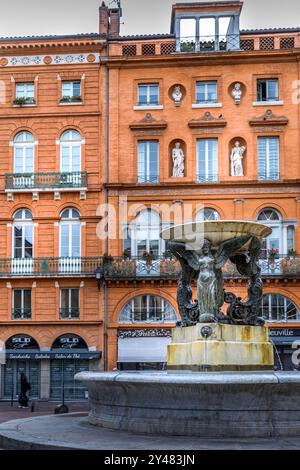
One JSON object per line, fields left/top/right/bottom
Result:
{"left": 95, "top": 266, "right": 101, "bottom": 291}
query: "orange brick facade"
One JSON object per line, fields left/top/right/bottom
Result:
{"left": 0, "top": 2, "right": 300, "bottom": 399}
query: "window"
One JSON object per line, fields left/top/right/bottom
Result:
{"left": 135, "top": 210, "right": 161, "bottom": 258}
{"left": 15, "top": 82, "right": 35, "bottom": 105}
{"left": 13, "top": 289, "right": 31, "bottom": 320}
{"left": 197, "top": 139, "right": 218, "bottom": 182}
{"left": 138, "top": 84, "right": 159, "bottom": 106}
{"left": 13, "top": 210, "right": 33, "bottom": 259}
{"left": 60, "top": 289, "right": 80, "bottom": 319}
{"left": 137, "top": 141, "right": 159, "bottom": 183}
{"left": 60, "top": 130, "right": 82, "bottom": 173}
{"left": 287, "top": 226, "right": 295, "bottom": 254}
{"left": 196, "top": 208, "right": 220, "bottom": 221}
{"left": 196, "top": 81, "right": 217, "bottom": 103}
{"left": 257, "top": 209, "right": 282, "bottom": 258}
{"left": 60, "top": 209, "right": 81, "bottom": 258}
{"left": 258, "top": 137, "right": 279, "bottom": 181}
{"left": 257, "top": 79, "right": 279, "bottom": 102}
{"left": 119, "top": 295, "right": 177, "bottom": 324}
{"left": 261, "top": 294, "right": 300, "bottom": 322}
{"left": 61, "top": 81, "right": 81, "bottom": 102}
{"left": 14, "top": 132, "right": 34, "bottom": 174}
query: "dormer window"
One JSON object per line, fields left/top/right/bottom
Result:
{"left": 172, "top": 2, "right": 242, "bottom": 53}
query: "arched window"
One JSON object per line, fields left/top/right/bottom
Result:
{"left": 257, "top": 209, "right": 283, "bottom": 257}
{"left": 119, "top": 295, "right": 177, "bottom": 324}
{"left": 261, "top": 294, "right": 300, "bottom": 322}
{"left": 13, "top": 209, "right": 33, "bottom": 259}
{"left": 14, "top": 131, "right": 34, "bottom": 174}
{"left": 129, "top": 209, "right": 162, "bottom": 258}
{"left": 60, "top": 130, "right": 82, "bottom": 173}
{"left": 196, "top": 207, "right": 220, "bottom": 221}
{"left": 60, "top": 208, "right": 81, "bottom": 258}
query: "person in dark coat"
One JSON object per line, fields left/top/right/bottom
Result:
{"left": 18, "top": 373, "right": 31, "bottom": 408}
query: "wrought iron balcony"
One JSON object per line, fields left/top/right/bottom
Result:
{"left": 5, "top": 171, "right": 88, "bottom": 192}
{"left": 137, "top": 174, "right": 159, "bottom": 184}
{"left": 177, "top": 34, "right": 240, "bottom": 53}
{"left": 258, "top": 172, "right": 280, "bottom": 182}
{"left": 12, "top": 308, "right": 32, "bottom": 320}
{"left": 197, "top": 173, "right": 219, "bottom": 183}
{"left": 0, "top": 257, "right": 102, "bottom": 278}
{"left": 60, "top": 308, "right": 80, "bottom": 319}
{"left": 104, "top": 254, "right": 300, "bottom": 280}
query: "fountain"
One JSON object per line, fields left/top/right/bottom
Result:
{"left": 76, "top": 221, "right": 300, "bottom": 438}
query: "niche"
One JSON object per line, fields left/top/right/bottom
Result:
{"left": 228, "top": 137, "right": 247, "bottom": 177}
{"left": 169, "top": 139, "right": 187, "bottom": 178}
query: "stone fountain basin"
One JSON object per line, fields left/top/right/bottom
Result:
{"left": 161, "top": 220, "right": 272, "bottom": 250}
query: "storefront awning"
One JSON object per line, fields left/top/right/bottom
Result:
{"left": 118, "top": 337, "right": 171, "bottom": 363}
{"left": 5, "top": 349, "right": 101, "bottom": 360}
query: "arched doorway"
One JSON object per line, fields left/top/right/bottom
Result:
{"left": 50, "top": 334, "right": 89, "bottom": 401}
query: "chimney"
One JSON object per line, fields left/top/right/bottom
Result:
{"left": 108, "top": 8, "right": 121, "bottom": 37}
{"left": 99, "top": 2, "right": 109, "bottom": 35}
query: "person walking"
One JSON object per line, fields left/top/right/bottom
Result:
{"left": 18, "top": 373, "right": 31, "bottom": 408}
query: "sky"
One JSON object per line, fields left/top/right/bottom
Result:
{"left": 0, "top": 0, "right": 298, "bottom": 38}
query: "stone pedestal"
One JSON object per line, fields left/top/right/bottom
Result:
{"left": 167, "top": 323, "right": 274, "bottom": 371}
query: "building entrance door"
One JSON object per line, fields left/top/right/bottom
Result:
{"left": 3, "top": 359, "right": 40, "bottom": 399}
{"left": 50, "top": 359, "right": 89, "bottom": 400}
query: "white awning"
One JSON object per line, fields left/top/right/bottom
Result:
{"left": 118, "top": 337, "right": 171, "bottom": 363}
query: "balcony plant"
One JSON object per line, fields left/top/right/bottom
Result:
{"left": 13, "top": 96, "right": 36, "bottom": 106}
{"left": 267, "top": 248, "right": 279, "bottom": 270}
{"left": 142, "top": 250, "right": 154, "bottom": 267}
{"left": 60, "top": 95, "right": 82, "bottom": 104}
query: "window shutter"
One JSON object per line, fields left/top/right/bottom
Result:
{"left": 268, "top": 137, "right": 279, "bottom": 180}
{"left": 258, "top": 137, "right": 267, "bottom": 180}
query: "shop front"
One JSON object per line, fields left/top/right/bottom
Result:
{"left": 117, "top": 329, "right": 172, "bottom": 370}
{"left": 269, "top": 328, "right": 300, "bottom": 370}
{"left": 1, "top": 333, "right": 101, "bottom": 401}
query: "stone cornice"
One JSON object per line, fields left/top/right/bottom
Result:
{"left": 249, "top": 109, "right": 289, "bottom": 127}
{"left": 188, "top": 111, "right": 227, "bottom": 129}
{"left": 129, "top": 113, "right": 168, "bottom": 131}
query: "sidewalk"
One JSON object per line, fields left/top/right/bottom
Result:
{"left": 0, "top": 401, "right": 90, "bottom": 424}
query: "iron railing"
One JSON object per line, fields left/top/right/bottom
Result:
{"left": 105, "top": 254, "right": 300, "bottom": 280}
{"left": 197, "top": 173, "right": 219, "bottom": 183}
{"left": 258, "top": 172, "right": 280, "bottom": 182}
{"left": 137, "top": 174, "right": 159, "bottom": 184}
{"left": 0, "top": 257, "right": 102, "bottom": 277}
{"left": 178, "top": 34, "right": 240, "bottom": 53}
{"left": 12, "top": 308, "right": 32, "bottom": 320}
{"left": 5, "top": 171, "right": 88, "bottom": 191}
{"left": 60, "top": 308, "right": 80, "bottom": 319}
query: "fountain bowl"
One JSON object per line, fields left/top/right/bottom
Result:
{"left": 161, "top": 220, "right": 272, "bottom": 250}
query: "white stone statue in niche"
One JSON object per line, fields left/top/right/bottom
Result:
{"left": 172, "top": 85, "right": 183, "bottom": 106}
{"left": 230, "top": 141, "right": 246, "bottom": 177}
{"left": 172, "top": 142, "right": 185, "bottom": 177}
{"left": 231, "top": 82, "right": 242, "bottom": 105}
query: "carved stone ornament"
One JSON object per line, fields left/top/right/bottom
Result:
{"left": 188, "top": 112, "right": 227, "bottom": 129}
{"left": 249, "top": 109, "right": 289, "bottom": 127}
{"left": 172, "top": 85, "right": 183, "bottom": 106}
{"left": 129, "top": 113, "right": 168, "bottom": 131}
{"left": 172, "top": 142, "right": 185, "bottom": 177}
{"left": 231, "top": 82, "right": 243, "bottom": 104}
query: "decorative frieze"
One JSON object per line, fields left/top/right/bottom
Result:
{"left": 249, "top": 109, "right": 288, "bottom": 128}
{"left": 118, "top": 329, "right": 172, "bottom": 339}
{"left": 0, "top": 53, "right": 99, "bottom": 68}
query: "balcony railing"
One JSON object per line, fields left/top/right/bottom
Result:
{"left": 258, "top": 172, "right": 280, "bottom": 182}
{"left": 197, "top": 173, "right": 219, "bottom": 183}
{"left": 60, "top": 308, "right": 80, "bottom": 319}
{"left": 5, "top": 172, "right": 88, "bottom": 191}
{"left": 117, "top": 33, "right": 299, "bottom": 58}
{"left": 12, "top": 308, "right": 32, "bottom": 320}
{"left": 178, "top": 35, "right": 240, "bottom": 53}
{"left": 137, "top": 174, "right": 159, "bottom": 184}
{"left": 105, "top": 254, "right": 300, "bottom": 280}
{"left": 0, "top": 257, "right": 102, "bottom": 277}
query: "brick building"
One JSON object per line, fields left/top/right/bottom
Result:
{"left": 0, "top": 1, "right": 300, "bottom": 401}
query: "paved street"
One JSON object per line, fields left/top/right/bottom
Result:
{"left": 0, "top": 401, "right": 89, "bottom": 425}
